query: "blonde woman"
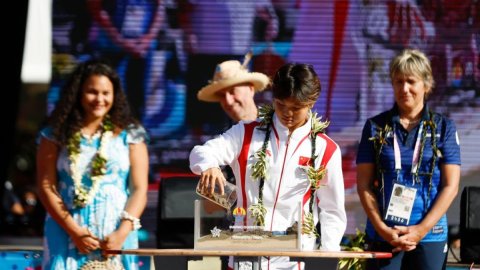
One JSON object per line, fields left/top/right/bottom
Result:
{"left": 356, "top": 49, "right": 461, "bottom": 269}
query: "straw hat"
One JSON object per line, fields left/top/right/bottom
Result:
{"left": 197, "top": 60, "right": 270, "bottom": 102}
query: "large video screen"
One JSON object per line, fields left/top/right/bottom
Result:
{"left": 51, "top": 0, "right": 480, "bottom": 232}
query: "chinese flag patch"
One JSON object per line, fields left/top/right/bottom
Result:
{"left": 298, "top": 156, "right": 312, "bottom": 166}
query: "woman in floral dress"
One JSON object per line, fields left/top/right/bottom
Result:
{"left": 37, "top": 60, "right": 149, "bottom": 269}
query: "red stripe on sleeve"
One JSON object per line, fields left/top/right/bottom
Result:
{"left": 237, "top": 122, "right": 258, "bottom": 226}
{"left": 317, "top": 133, "right": 338, "bottom": 167}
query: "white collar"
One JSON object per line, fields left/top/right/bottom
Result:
{"left": 272, "top": 113, "right": 312, "bottom": 140}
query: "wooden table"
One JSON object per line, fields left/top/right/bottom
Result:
{"left": 0, "top": 245, "right": 43, "bottom": 251}
{"left": 106, "top": 249, "right": 392, "bottom": 270}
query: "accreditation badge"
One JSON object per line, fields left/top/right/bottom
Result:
{"left": 384, "top": 183, "right": 416, "bottom": 225}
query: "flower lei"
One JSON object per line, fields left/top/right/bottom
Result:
{"left": 249, "top": 105, "right": 329, "bottom": 236}
{"left": 368, "top": 122, "right": 392, "bottom": 210}
{"left": 369, "top": 110, "right": 441, "bottom": 213}
{"left": 67, "top": 117, "right": 114, "bottom": 208}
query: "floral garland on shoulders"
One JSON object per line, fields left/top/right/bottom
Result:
{"left": 67, "top": 117, "right": 114, "bottom": 208}
{"left": 249, "top": 104, "right": 329, "bottom": 236}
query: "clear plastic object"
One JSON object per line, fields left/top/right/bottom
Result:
{"left": 196, "top": 180, "right": 237, "bottom": 209}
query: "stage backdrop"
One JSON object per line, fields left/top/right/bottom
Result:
{"left": 47, "top": 0, "right": 479, "bottom": 233}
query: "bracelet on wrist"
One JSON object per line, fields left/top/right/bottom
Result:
{"left": 120, "top": 210, "right": 142, "bottom": 231}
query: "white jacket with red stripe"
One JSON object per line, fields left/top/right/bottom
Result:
{"left": 190, "top": 114, "right": 347, "bottom": 268}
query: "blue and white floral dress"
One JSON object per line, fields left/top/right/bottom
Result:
{"left": 39, "top": 125, "right": 148, "bottom": 270}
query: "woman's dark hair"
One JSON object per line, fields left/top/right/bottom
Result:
{"left": 271, "top": 63, "right": 321, "bottom": 104}
{"left": 48, "top": 60, "right": 138, "bottom": 146}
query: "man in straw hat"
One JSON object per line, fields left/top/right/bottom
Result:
{"left": 197, "top": 54, "right": 270, "bottom": 123}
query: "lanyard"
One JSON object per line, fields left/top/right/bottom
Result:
{"left": 393, "top": 122, "right": 424, "bottom": 184}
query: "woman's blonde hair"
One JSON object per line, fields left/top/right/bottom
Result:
{"left": 389, "top": 49, "right": 435, "bottom": 97}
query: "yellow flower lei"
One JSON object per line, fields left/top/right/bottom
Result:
{"left": 67, "top": 118, "right": 114, "bottom": 208}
